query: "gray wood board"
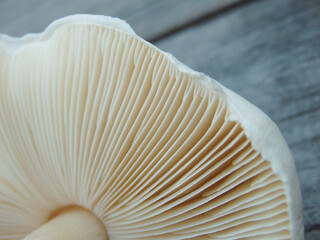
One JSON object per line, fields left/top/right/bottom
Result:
{"left": 155, "top": 0, "right": 320, "bottom": 239}
{"left": 0, "top": 0, "right": 243, "bottom": 41}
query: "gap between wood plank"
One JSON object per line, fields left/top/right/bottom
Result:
{"left": 150, "top": 0, "right": 258, "bottom": 43}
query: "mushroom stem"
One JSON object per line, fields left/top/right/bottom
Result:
{"left": 23, "top": 207, "right": 108, "bottom": 240}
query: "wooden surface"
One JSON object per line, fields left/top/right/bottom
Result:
{"left": 0, "top": 0, "right": 319, "bottom": 239}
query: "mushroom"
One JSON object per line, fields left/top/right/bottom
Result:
{"left": 0, "top": 15, "right": 303, "bottom": 240}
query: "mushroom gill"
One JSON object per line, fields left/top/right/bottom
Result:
{"left": 0, "top": 15, "right": 303, "bottom": 240}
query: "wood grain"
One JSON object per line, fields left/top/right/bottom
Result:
{"left": 156, "top": 0, "right": 320, "bottom": 239}
{"left": 0, "top": 0, "right": 243, "bottom": 41}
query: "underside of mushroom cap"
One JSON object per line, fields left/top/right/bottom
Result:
{"left": 0, "top": 15, "right": 303, "bottom": 239}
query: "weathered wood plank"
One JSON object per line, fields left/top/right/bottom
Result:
{"left": 0, "top": 0, "right": 243, "bottom": 40}
{"left": 156, "top": 0, "right": 320, "bottom": 239}
{"left": 1, "top": 0, "right": 319, "bottom": 238}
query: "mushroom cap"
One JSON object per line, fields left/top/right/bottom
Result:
{"left": 0, "top": 15, "right": 303, "bottom": 239}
